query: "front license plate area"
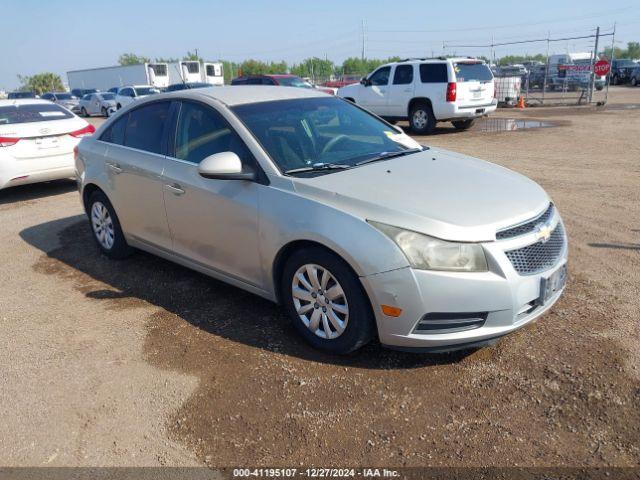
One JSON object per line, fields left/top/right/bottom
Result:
{"left": 537, "top": 264, "right": 567, "bottom": 306}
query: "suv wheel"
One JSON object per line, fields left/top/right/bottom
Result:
{"left": 452, "top": 119, "right": 475, "bottom": 130}
{"left": 612, "top": 75, "right": 619, "bottom": 85}
{"left": 632, "top": 77, "right": 638, "bottom": 87}
{"left": 88, "top": 191, "right": 133, "bottom": 259}
{"left": 409, "top": 102, "right": 436, "bottom": 135}
{"left": 281, "top": 247, "right": 374, "bottom": 354}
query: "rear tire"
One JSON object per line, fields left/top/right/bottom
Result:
{"left": 631, "top": 77, "right": 638, "bottom": 87}
{"left": 452, "top": 119, "right": 475, "bottom": 130}
{"left": 281, "top": 247, "right": 375, "bottom": 354}
{"left": 409, "top": 102, "right": 436, "bottom": 135}
{"left": 612, "top": 75, "right": 619, "bottom": 86}
{"left": 87, "top": 191, "right": 133, "bottom": 260}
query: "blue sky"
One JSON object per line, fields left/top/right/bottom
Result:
{"left": 1, "top": 0, "right": 639, "bottom": 90}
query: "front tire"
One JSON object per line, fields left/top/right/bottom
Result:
{"left": 631, "top": 77, "right": 638, "bottom": 87}
{"left": 87, "top": 191, "right": 133, "bottom": 259}
{"left": 80, "top": 107, "right": 88, "bottom": 117}
{"left": 452, "top": 119, "right": 475, "bottom": 130}
{"left": 281, "top": 247, "right": 374, "bottom": 354}
{"left": 101, "top": 107, "right": 108, "bottom": 117}
{"left": 116, "top": 103, "right": 122, "bottom": 110}
{"left": 612, "top": 75, "right": 619, "bottom": 86}
{"left": 409, "top": 102, "right": 436, "bottom": 135}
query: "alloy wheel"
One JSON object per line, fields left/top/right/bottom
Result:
{"left": 412, "top": 109, "right": 428, "bottom": 129}
{"left": 291, "top": 264, "right": 349, "bottom": 339}
{"left": 91, "top": 201, "right": 115, "bottom": 250}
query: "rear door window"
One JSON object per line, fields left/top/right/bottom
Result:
{"left": 0, "top": 104, "right": 73, "bottom": 124}
{"left": 453, "top": 62, "right": 493, "bottom": 82}
{"left": 123, "top": 102, "right": 171, "bottom": 154}
{"left": 100, "top": 114, "right": 128, "bottom": 145}
{"left": 393, "top": 65, "right": 414, "bottom": 85}
{"left": 419, "top": 64, "right": 448, "bottom": 83}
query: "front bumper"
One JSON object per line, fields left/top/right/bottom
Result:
{"left": 360, "top": 218, "right": 568, "bottom": 351}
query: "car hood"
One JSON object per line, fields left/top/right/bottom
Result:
{"left": 291, "top": 148, "right": 550, "bottom": 242}
{"left": 337, "top": 83, "right": 360, "bottom": 97}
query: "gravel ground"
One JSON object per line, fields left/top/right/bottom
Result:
{"left": 0, "top": 87, "right": 638, "bottom": 468}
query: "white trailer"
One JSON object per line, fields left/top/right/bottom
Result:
{"left": 166, "top": 61, "right": 224, "bottom": 85}
{"left": 167, "top": 61, "right": 202, "bottom": 84}
{"left": 67, "top": 63, "right": 169, "bottom": 91}
{"left": 202, "top": 62, "right": 224, "bottom": 85}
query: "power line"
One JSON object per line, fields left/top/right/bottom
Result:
{"left": 445, "top": 32, "right": 614, "bottom": 49}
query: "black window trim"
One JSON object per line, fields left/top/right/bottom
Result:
{"left": 97, "top": 99, "right": 174, "bottom": 157}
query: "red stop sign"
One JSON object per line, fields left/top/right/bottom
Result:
{"left": 594, "top": 60, "right": 611, "bottom": 76}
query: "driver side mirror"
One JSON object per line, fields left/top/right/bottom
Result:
{"left": 360, "top": 77, "right": 371, "bottom": 87}
{"left": 198, "top": 151, "right": 256, "bottom": 181}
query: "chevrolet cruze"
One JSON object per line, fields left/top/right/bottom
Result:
{"left": 75, "top": 86, "right": 568, "bottom": 354}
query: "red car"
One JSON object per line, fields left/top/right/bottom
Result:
{"left": 231, "top": 74, "right": 335, "bottom": 94}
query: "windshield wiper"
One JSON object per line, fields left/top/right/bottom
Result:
{"left": 355, "top": 147, "right": 424, "bottom": 166}
{"left": 284, "top": 163, "right": 352, "bottom": 175}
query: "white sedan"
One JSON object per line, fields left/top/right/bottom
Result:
{"left": 115, "top": 85, "right": 160, "bottom": 110}
{"left": 0, "top": 99, "right": 94, "bottom": 190}
{"left": 78, "top": 92, "right": 117, "bottom": 117}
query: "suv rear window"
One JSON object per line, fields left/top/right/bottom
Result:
{"left": 419, "top": 64, "right": 448, "bottom": 83}
{"left": 453, "top": 62, "right": 493, "bottom": 82}
{"left": 0, "top": 104, "right": 73, "bottom": 124}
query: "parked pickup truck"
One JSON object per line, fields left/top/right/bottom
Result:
{"left": 337, "top": 57, "right": 497, "bottom": 134}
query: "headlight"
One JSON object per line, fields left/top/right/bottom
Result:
{"left": 369, "top": 221, "right": 488, "bottom": 272}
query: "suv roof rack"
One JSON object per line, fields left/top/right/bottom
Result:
{"left": 399, "top": 57, "right": 448, "bottom": 62}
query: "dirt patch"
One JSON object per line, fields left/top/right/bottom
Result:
{"left": 28, "top": 214, "right": 640, "bottom": 467}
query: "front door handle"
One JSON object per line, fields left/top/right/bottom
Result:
{"left": 165, "top": 183, "right": 185, "bottom": 196}
{"left": 106, "top": 162, "right": 122, "bottom": 174}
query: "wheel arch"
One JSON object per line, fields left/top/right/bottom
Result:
{"left": 82, "top": 182, "right": 106, "bottom": 215}
{"left": 272, "top": 240, "right": 363, "bottom": 305}
{"left": 407, "top": 97, "right": 433, "bottom": 117}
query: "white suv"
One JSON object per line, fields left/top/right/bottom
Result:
{"left": 338, "top": 58, "right": 497, "bottom": 134}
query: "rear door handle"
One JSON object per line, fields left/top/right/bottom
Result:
{"left": 164, "top": 183, "right": 185, "bottom": 195}
{"left": 404, "top": 88, "right": 412, "bottom": 92}
{"left": 106, "top": 162, "right": 122, "bottom": 174}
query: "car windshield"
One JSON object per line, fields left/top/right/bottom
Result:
{"left": 277, "top": 76, "right": 312, "bottom": 88}
{"left": 56, "top": 93, "right": 74, "bottom": 100}
{"left": 101, "top": 93, "right": 115, "bottom": 100}
{"left": 232, "top": 97, "right": 421, "bottom": 174}
{"left": 136, "top": 87, "right": 160, "bottom": 95}
{"left": 454, "top": 62, "right": 493, "bottom": 82}
{"left": 0, "top": 104, "right": 73, "bottom": 124}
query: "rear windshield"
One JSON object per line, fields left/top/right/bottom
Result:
{"left": 453, "top": 62, "right": 493, "bottom": 82}
{"left": 0, "top": 104, "right": 74, "bottom": 125}
{"left": 277, "top": 76, "right": 312, "bottom": 88}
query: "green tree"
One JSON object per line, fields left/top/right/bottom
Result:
{"left": 154, "top": 56, "right": 179, "bottom": 63}
{"left": 603, "top": 41, "right": 640, "bottom": 60}
{"left": 497, "top": 54, "right": 546, "bottom": 66}
{"left": 17, "top": 72, "right": 64, "bottom": 94}
{"left": 118, "top": 53, "right": 151, "bottom": 65}
{"left": 183, "top": 51, "right": 202, "bottom": 62}
{"left": 237, "top": 59, "right": 288, "bottom": 76}
{"left": 290, "top": 57, "right": 335, "bottom": 82}
{"left": 339, "top": 57, "right": 401, "bottom": 77}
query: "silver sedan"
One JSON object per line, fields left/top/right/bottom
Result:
{"left": 75, "top": 86, "right": 567, "bottom": 354}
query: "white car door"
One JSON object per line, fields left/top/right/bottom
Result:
{"left": 386, "top": 64, "right": 415, "bottom": 117}
{"left": 358, "top": 66, "right": 391, "bottom": 116}
{"left": 91, "top": 94, "right": 102, "bottom": 114}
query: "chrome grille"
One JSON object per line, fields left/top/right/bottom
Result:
{"left": 497, "top": 203, "right": 554, "bottom": 240}
{"left": 505, "top": 223, "right": 565, "bottom": 275}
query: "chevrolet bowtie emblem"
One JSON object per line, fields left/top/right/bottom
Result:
{"left": 535, "top": 223, "right": 552, "bottom": 243}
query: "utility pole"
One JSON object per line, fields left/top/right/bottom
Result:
{"left": 589, "top": 26, "right": 600, "bottom": 103}
{"left": 361, "top": 19, "right": 366, "bottom": 61}
{"left": 604, "top": 22, "right": 616, "bottom": 104}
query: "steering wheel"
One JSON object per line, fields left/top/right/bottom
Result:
{"left": 320, "top": 134, "right": 350, "bottom": 155}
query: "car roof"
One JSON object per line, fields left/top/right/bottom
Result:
{"left": 0, "top": 99, "right": 53, "bottom": 106}
{"left": 162, "top": 85, "right": 326, "bottom": 106}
